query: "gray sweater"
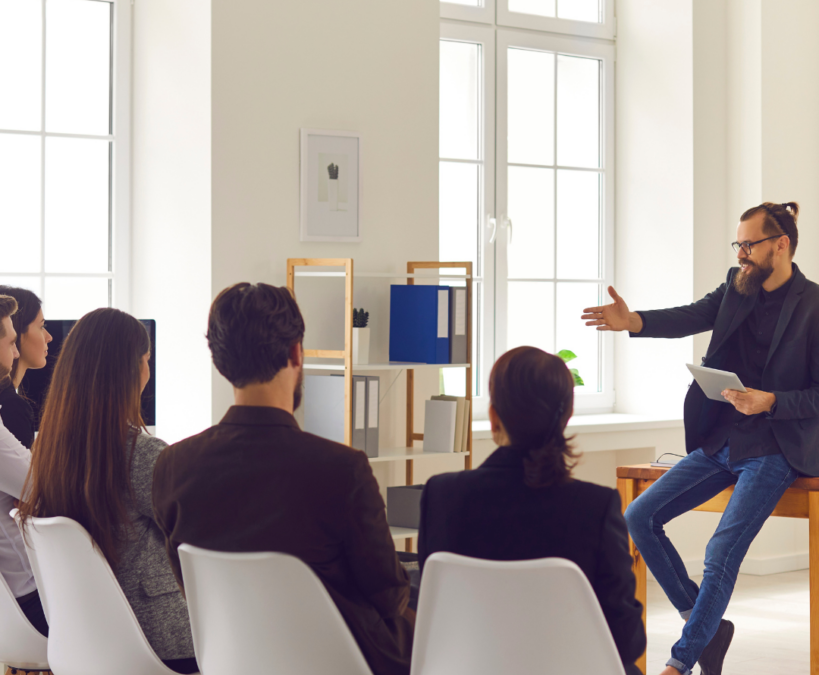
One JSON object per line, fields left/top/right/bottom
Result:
{"left": 115, "top": 432, "right": 194, "bottom": 660}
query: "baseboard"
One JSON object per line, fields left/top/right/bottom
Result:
{"left": 647, "top": 552, "right": 809, "bottom": 581}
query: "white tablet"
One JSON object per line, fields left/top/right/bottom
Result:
{"left": 686, "top": 364, "right": 747, "bottom": 402}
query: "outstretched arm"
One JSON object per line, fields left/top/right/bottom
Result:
{"left": 582, "top": 273, "right": 731, "bottom": 339}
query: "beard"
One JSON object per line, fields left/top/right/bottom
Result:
{"left": 293, "top": 365, "right": 305, "bottom": 411}
{"left": 734, "top": 249, "right": 775, "bottom": 296}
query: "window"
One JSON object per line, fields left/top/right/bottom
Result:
{"left": 0, "top": 0, "right": 131, "bottom": 319}
{"left": 440, "top": 1, "right": 615, "bottom": 413}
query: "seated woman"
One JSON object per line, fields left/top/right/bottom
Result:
{"left": 0, "top": 286, "right": 52, "bottom": 448}
{"left": 418, "top": 346, "right": 645, "bottom": 675}
{"left": 18, "top": 308, "right": 197, "bottom": 673}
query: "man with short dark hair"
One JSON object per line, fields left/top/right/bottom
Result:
{"left": 582, "top": 203, "right": 818, "bottom": 675}
{"left": 153, "top": 283, "right": 414, "bottom": 675}
{"left": 0, "top": 295, "right": 48, "bottom": 635}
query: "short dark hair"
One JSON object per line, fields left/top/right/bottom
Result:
{"left": 0, "top": 295, "right": 19, "bottom": 338}
{"left": 207, "top": 283, "right": 306, "bottom": 388}
{"left": 740, "top": 202, "right": 800, "bottom": 257}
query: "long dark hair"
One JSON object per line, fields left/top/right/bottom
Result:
{"left": 19, "top": 308, "right": 151, "bottom": 569}
{"left": 0, "top": 286, "right": 41, "bottom": 390}
{"left": 489, "top": 347, "right": 578, "bottom": 489}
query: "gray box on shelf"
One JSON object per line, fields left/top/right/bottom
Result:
{"left": 304, "top": 374, "right": 378, "bottom": 457}
{"left": 365, "top": 376, "right": 380, "bottom": 458}
{"left": 387, "top": 485, "right": 424, "bottom": 529}
{"left": 304, "top": 374, "right": 345, "bottom": 444}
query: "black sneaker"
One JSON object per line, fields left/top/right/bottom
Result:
{"left": 698, "top": 619, "right": 734, "bottom": 675}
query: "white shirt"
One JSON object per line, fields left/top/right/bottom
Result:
{"left": 0, "top": 409, "right": 36, "bottom": 598}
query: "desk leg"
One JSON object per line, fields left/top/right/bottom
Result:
{"left": 810, "top": 493, "right": 819, "bottom": 675}
{"left": 619, "top": 477, "right": 647, "bottom": 675}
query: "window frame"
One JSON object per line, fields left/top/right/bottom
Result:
{"left": 0, "top": 0, "right": 131, "bottom": 314}
{"left": 439, "top": 20, "right": 496, "bottom": 420}
{"left": 497, "top": 0, "right": 616, "bottom": 41}
{"left": 440, "top": 0, "right": 496, "bottom": 25}
{"left": 495, "top": 28, "right": 615, "bottom": 412}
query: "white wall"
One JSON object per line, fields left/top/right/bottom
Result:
{"left": 614, "top": 0, "right": 695, "bottom": 418}
{"left": 131, "top": 0, "right": 212, "bottom": 444}
{"left": 210, "top": 0, "right": 440, "bottom": 490}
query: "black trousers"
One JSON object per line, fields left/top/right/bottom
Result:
{"left": 162, "top": 658, "right": 199, "bottom": 674}
{"left": 16, "top": 589, "right": 48, "bottom": 637}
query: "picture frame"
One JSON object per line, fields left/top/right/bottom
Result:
{"left": 300, "top": 128, "right": 362, "bottom": 243}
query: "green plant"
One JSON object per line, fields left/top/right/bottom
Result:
{"left": 558, "top": 349, "right": 584, "bottom": 387}
{"left": 353, "top": 308, "right": 369, "bottom": 328}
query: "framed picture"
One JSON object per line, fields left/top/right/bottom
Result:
{"left": 300, "top": 129, "right": 362, "bottom": 242}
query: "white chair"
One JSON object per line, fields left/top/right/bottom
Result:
{"left": 0, "top": 571, "right": 48, "bottom": 673}
{"left": 411, "top": 552, "right": 627, "bottom": 675}
{"left": 12, "top": 511, "right": 190, "bottom": 675}
{"left": 178, "top": 543, "right": 373, "bottom": 675}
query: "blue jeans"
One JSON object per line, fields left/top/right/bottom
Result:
{"left": 624, "top": 445, "right": 797, "bottom": 675}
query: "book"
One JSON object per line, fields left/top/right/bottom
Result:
{"left": 448, "top": 287, "right": 468, "bottom": 364}
{"left": 423, "top": 399, "right": 458, "bottom": 453}
{"left": 431, "top": 395, "right": 466, "bottom": 452}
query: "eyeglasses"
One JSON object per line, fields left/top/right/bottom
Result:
{"left": 731, "top": 234, "right": 784, "bottom": 256}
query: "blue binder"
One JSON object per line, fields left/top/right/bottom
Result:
{"left": 389, "top": 285, "right": 451, "bottom": 364}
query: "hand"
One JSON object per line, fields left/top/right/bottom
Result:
{"left": 721, "top": 388, "right": 776, "bottom": 416}
{"left": 581, "top": 286, "right": 643, "bottom": 333}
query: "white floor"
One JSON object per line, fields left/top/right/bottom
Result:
{"left": 647, "top": 570, "right": 810, "bottom": 674}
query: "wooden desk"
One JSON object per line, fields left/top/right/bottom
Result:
{"left": 617, "top": 464, "right": 819, "bottom": 675}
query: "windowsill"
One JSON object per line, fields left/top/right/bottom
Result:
{"left": 472, "top": 413, "right": 684, "bottom": 441}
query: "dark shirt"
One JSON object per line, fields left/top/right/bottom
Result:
{"left": 418, "top": 446, "right": 646, "bottom": 675}
{"left": 701, "top": 274, "right": 795, "bottom": 461}
{"left": 152, "top": 406, "right": 414, "bottom": 675}
{"left": 0, "top": 382, "right": 35, "bottom": 449}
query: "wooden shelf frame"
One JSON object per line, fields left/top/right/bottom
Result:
{"left": 287, "top": 258, "right": 474, "bottom": 551}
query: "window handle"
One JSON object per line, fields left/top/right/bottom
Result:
{"left": 487, "top": 215, "right": 498, "bottom": 244}
{"left": 501, "top": 214, "right": 513, "bottom": 244}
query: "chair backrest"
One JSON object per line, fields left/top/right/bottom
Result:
{"left": 411, "top": 553, "right": 627, "bottom": 675}
{"left": 0, "top": 567, "right": 48, "bottom": 669}
{"left": 178, "top": 544, "right": 373, "bottom": 675}
{"left": 13, "top": 511, "right": 179, "bottom": 675}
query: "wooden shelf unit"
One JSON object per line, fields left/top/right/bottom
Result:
{"left": 287, "top": 258, "right": 475, "bottom": 549}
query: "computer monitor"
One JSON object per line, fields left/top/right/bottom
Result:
{"left": 21, "top": 319, "right": 156, "bottom": 431}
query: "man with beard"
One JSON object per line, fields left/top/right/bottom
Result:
{"left": 152, "top": 283, "right": 415, "bottom": 675}
{"left": 581, "top": 202, "right": 818, "bottom": 675}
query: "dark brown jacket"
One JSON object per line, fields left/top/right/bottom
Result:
{"left": 152, "top": 406, "right": 414, "bottom": 675}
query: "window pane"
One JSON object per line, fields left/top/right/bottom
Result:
{"left": 44, "top": 137, "right": 110, "bottom": 273}
{"left": 45, "top": 0, "right": 111, "bottom": 135}
{"left": 558, "top": 0, "right": 600, "bottom": 22}
{"left": 0, "top": 134, "right": 41, "bottom": 273}
{"left": 44, "top": 277, "right": 109, "bottom": 319}
{"left": 507, "top": 166, "right": 554, "bottom": 279}
{"left": 507, "top": 282, "right": 554, "bottom": 353}
{"left": 556, "top": 170, "right": 600, "bottom": 279}
{"left": 0, "top": 0, "right": 42, "bottom": 131}
{"left": 440, "top": 41, "right": 480, "bottom": 161}
{"left": 556, "top": 282, "right": 600, "bottom": 392}
{"left": 508, "top": 48, "right": 554, "bottom": 166}
{"left": 439, "top": 162, "right": 479, "bottom": 271}
{"left": 508, "top": 0, "right": 556, "bottom": 18}
{"left": 556, "top": 55, "right": 600, "bottom": 168}
{"left": 0, "top": 277, "right": 42, "bottom": 299}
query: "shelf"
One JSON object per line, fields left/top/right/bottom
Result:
{"left": 293, "top": 270, "right": 482, "bottom": 281}
{"left": 390, "top": 526, "right": 418, "bottom": 541}
{"left": 369, "top": 447, "right": 470, "bottom": 463}
{"left": 304, "top": 360, "right": 470, "bottom": 372}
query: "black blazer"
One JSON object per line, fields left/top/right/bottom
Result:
{"left": 418, "top": 446, "right": 646, "bottom": 674}
{"left": 153, "top": 406, "right": 414, "bottom": 675}
{"left": 634, "top": 264, "right": 819, "bottom": 475}
{"left": 0, "top": 384, "right": 34, "bottom": 449}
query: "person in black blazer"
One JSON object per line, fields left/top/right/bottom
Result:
{"left": 581, "top": 202, "right": 815, "bottom": 675}
{"left": 418, "top": 347, "right": 645, "bottom": 675}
